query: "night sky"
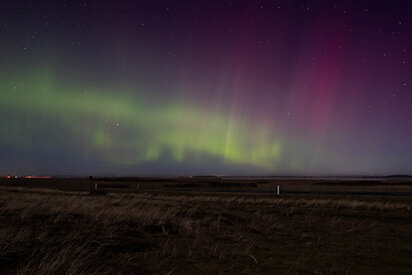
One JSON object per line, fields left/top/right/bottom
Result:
{"left": 1, "top": 0, "right": 411, "bottom": 176}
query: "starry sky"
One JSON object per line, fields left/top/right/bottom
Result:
{"left": 0, "top": 0, "right": 411, "bottom": 176}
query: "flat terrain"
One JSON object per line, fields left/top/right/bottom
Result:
{"left": 0, "top": 178, "right": 411, "bottom": 274}
{"left": 1, "top": 176, "right": 412, "bottom": 194}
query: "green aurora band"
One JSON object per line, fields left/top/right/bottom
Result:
{"left": 0, "top": 70, "right": 295, "bottom": 172}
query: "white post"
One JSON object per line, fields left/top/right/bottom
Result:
{"left": 94, "top": 183, "right": 97, "bottom": 190}
{"left": 276, "top": 185, "right": 280, "bottom": 195}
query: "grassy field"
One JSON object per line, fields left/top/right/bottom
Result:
{"left": 0, "top": 181, "right": 411, "bottom": 274}
{"left": 1, "top": 176, "right": 412, "bottom": 194}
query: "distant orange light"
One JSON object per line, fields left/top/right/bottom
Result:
{"left": 6, "top": 176, "right": 11, "bottom": 179}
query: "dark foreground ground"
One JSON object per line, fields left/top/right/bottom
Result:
{"left": 0, "top": 178, "right": 411, "bottom": 274}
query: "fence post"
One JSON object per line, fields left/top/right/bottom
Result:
{"left": 94, "top": 183, "right": 97, "bottom": 190}
{"left": 277, "top": 185, "right": 280, "bottom": 195}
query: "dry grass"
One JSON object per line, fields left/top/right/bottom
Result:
{"left": 0, "top": 186, "right": 411, "bottom": 274}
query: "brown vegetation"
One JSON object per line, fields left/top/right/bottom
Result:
{"left": 0, "top": 186, "right": 411, "bottom": 274}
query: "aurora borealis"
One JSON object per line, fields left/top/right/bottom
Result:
{"left": 1, "top": 1, "right": 411, "bottom": 176}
